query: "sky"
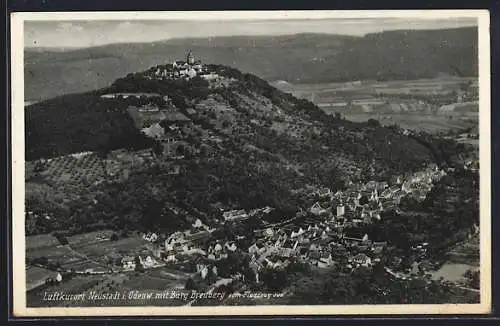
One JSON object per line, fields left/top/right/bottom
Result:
{"left": 24, "top": 17, "right": 478, "bottom": 49}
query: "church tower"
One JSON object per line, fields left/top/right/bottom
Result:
{"left": 187, "top": 50, "right": 195, "bottom": 65}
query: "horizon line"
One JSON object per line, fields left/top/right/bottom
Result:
{"left": 24, "top": 25, "right": 478, "bottom": 51}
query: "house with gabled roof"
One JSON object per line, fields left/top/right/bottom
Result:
{"left": 333, "top": 190, "right": 344, "bottom": 200}
{"left": 317, "top": 252, "right": 334, "bottom": 268}
{"left": 139, "top": 255, "right": 159, "bottom": 269}
{"left": 278, "top": 239, "right": 299, "bottom": 257}
{"left": 309, "top": 201, "right": 327, "bottom": 216}
{"left": 380, "top": 188, "right": 393, "bottom": 199}
{"left": 224, "top": 241, "right": 238, "bottom": 252}
{"left": 291, "top": 227, "right": 306, "bottom": 238}
{"left": 214, "top": 243, "right": 223, "bottom": 253}
{"left": 343, "top": 231, "right": 370, "bottom": 245}
{"left": 143, "top": 232, "right": 158, "bottom": 242}
{"left": 349, "top": 253, "right": 372, "bottom": 268}
{"left": 370, "top": 189, "right": 379, "bottom": 202}
{"left": 248, "top": 243, "right": 261, "bottom": 255}
{"left": 191, "top": 218, "right": 207, "bottom": 230}
{"left": 315, "top": 187, "right": 333, "bottom": 199}
{"left": 121, "top": 256, "right": 136, "bottom": 271}
{"left": 308, "top": 249, "right": 321, "bottom": 265}
{"left": 264, "top": 227, "right": 274, "bottom": 237}
{"left": 165, "top": 252, "right": 178, "bottom": 263}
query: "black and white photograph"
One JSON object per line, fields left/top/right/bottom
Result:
{"left": 11, "top": 10, "right": 491, "bottom": 316}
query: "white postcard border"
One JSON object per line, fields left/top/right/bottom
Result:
{"left": 11, "top": 10, "right": 492, "bottom": 316}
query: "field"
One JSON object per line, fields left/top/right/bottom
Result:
{"left": 273, "top": 77, "right": 479, "bottom": 134}
{"left": 67, "top": 230, "right": 115, "bottom": 246}
{"left": 276, "top": 77, "right": 477, "bottom": 103}
{"left": 26, "top": 266, "right": 60, "bottom": 291}
{"left": 26, "top": 149, "right": 157, "bottom": 191}
{"left": 26, "top": 243, "right": 82, "bottom": 263}
{"left": 457, "top": 138, "right": 479, "bottom": 149}
{"left": 341, "top": 113, "right": 478, "bottom": 133}
{"left": 26, "top": 231, "right": 151, "bottom": 272}
{"left": 27, "top": 275, "right": 108, "bottom": 307}
{"left": 59, "top": 260, "right": 107, "bottom": 272}
{"left": 72, "top": 236, "right": 150, "bottom": 257}
{"left": 26, "top": 152, "right": 107, "bottom": 187}
{"left": 126, "top": 106, "right": 167, "bottom": 129}
{"left": 25, "top": 234, "right": 60, "bottom": 250}
{"left": 67, "top": 236, "right": 152, "bottom": 269}
{"left": 25, "top": 230, "right": 186, "bottom": 307}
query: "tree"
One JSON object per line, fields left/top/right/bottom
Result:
{"left": 359, "top": 195, "right": 369, "bottom": 206}
{"left": 176, "top": 144, "right": 185, "bottom": 156}
{"left": 134, "top": 256, "right": 144, "bottom": 272}
{"left": 185, "top": 278, "right": 196, "bottom": 290}
{"left": 261, "top": 268, "right": 288, "bottom": 292}
{"left": 34, "top": 160, "right": 46, "bottom": 172}
{"left": 152, "top": 141, "right": 163, "bottom": 156}
{"left": 367, "top": 119, "right": 380, "bottom": 127}
{"left": 463, "top": 269, "right": 480, "bottom": 289}
{"left": 53, "top": 233, "right": 69, "bottom": 245}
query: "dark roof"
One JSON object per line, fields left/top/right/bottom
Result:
{"left": 283, "top": 239, "right": 296, "bottom": 248}
{"left": 344, "top": 230, "right": 366, "bottom": 239}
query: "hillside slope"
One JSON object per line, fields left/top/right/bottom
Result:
{"left": 24, "top": 27, "right": 477, "bottom": 102}
{"left": 25, "top": 64, "right": 472, "bottom": 235}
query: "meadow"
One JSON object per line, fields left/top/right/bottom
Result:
{"left": 78, "top": 236, "right": 150, "bottom": 264}
{"left": 340, "top": 113, "right": 478, "bottom": 134}
{"left": 273, "top": 76, "right": 479, "bottom": 134}
{"left": 27, "top": 275, "right": 107, "bottom": 307}
{"left": 32, "top": 153, "right": 107, "bottom": 187}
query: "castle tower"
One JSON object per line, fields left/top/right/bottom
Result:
{"left": 187, "top": 50, "right": 195, "bottom": 65}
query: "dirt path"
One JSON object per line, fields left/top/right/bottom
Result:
{"left": 455, "top": 285, "right": 480, "bottom": 293}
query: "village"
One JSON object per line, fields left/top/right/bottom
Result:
{"left": 27, "top": 159, "right": 469, "bottom": 305}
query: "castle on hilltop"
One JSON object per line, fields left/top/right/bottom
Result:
{"left": 151, "top": 50, "right": 224, "bottom": 83}
{"left": 171, "top": 50, "right": 204, "bottom": 78}
{"left": 152, "top": 50, "right": 205, "bottom": 80}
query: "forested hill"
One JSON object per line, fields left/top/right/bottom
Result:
{"left": 26, "top": 63, "right": 469, "bottom": 180}
{"left": 25, "top": 27, "right": 477, "bottom": 101}
{"left": 25, "top": 63, "right": 476, "bottom": 235}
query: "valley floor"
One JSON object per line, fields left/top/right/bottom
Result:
{"left": 338, "top": 113, "right": 477, "bottom": 134}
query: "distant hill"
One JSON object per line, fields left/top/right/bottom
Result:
{"left": 24, "top": 27, "right": 478, "bottom": 102}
